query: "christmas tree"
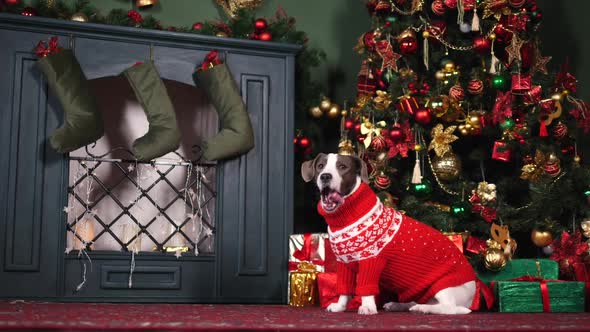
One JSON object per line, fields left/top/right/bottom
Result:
{"left": 336, "top": 0, "right": 590, "bottom": 259}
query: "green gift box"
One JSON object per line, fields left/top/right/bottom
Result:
{"left": 494, "top": 280, "right": 585, "bottom": 312}
{"left": 477, "top": 259, "right": 558, "bottom": 284}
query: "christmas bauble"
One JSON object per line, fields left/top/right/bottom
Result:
{"left": 542, "top": 245, "right": 554, "bottom": 255}
{"left": 345, "top": 120, "right": 354, "bottom": 130}
{"left": 192, "top": 22, "right": 203, "bottom": 30}
{"left": 431, "top": 0, "right": 446, "bottom": 15}
{"left": 370, "top": 135, "right": 388, "bottom": 152}
{"left": 399, "top": 37, "right": 418, "bottom": 54}
{"left": 258, "top": 31, "right": 272, "bottom": 41}
{"left": 338, "top": 139, "right": 355, "bottom": 155}
{"left": 467, "top": 79, "right": 484, "bottom": 95}
{"left": 326, "top": 104, "right": 341, "bottom": 119}
{"left": 483, "top": 247, "right": 507, "bottom": 271}
{"left": 70, "top": 12, "right": 89, "bottom": 22}
{"left": 432, "top": 152, "right": 462, "bottom": 182}
{"left": 493, "top": 23, "right": 513, "bottom": 43}
{"left": 473, "top": 36, "right": 491, "bottom": 54}
{"left": 459, "top": 22, "right": 471, "bottom": 33}
{"left": 375, "top": 0, "right": 392, "bottom": 14}
{"left": 389, "top": 125, "right": 404, "bottom": 143}
{"left": 298, "top": 136, "right": 310, "bottom": 148}
{"left": 449, "top": 84, "right": 465, "bottom": 101}
{"left": 254, "top": 18, "right": 268, "bottom": 31}
{"left": 544, "top": 153, "right": 561, "bottom": 177}
{"left": 531, "top": 229, "right": 553, "bottom": 247}
{"left": 21, "top": 6, "right": 37, "bottom": 16}
{"left": 374, "top": 173, "right": 391, "bottom": 190}
{"left": 444, "top": 0, "right": 457, "bottom": 8}
{"left": 552, "top": 122, "right": 568, "bottom": 139}
{"left": 509, "top": 0, "right": 526, "bottom": 8}
{"left": 319, "top": 97, "right": 332, "bottom": 111}
{"left": 414, "top": 108, "right": 433, "bottom": 125}
{"left": 309, "top": 106, "right": 323, "bottom": 118}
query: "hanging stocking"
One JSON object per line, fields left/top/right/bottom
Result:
{"left": 35, "top": 37, "right": 104, "bottom": 153}
{"left": 123, "top": 62, "right": 181, "bottom": 161}
{"left": 194, "top": 51, "right": 254, "bottom": 161}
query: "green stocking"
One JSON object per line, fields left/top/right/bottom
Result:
{"left": 194, "top": 64, "right": 254, "bottom": 161}
{"left": 37, "top": 49, "right": 103, "bottom": 153}
{"left": 123, "top": 62, "right": 181, "bottom": 161}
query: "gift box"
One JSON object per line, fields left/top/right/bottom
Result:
{"left": 494, "top": 279, "right": 585, "bottom": 312}
{"left": 317, "top": 272, "right": 362, "bottom": 310}
{"left": 289, "top": 262, "right": 319, "bottom": 307}
{"left": 478, "top": 259, "right": 558, "bottom": 284}
{"left": 288, "top": 233, "right": 336, "bottom": 306}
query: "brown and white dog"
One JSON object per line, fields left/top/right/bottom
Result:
{"left": 302, "top": 153, "right": 479, "bottom": 315}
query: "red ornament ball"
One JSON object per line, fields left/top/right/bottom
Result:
{"left": 192, "top": 22, "right": 203, "bottom": 30}
{"left": 552, "top": 122, "right": 568, "bottom": 139}
{"left": 345, "top": 120, "right": 355, "bottom": 130}
{"left": 399, "top": 37, "right": 418, "bottom": 54}
{"left": 449, "top": 84, "right": 466, "bottom": 101}
{"left": 254, "top": 18, "right": 268, "bottom": 31}
{"left": 544, "top": 161, "right": 561, "bottom": 177}
{"left": 354, "top": 123, "right": 362, "bottom": 132}
{"left": 298, "top": 136, "right": 310, "bottom": 149}
{"left": 258, "top": 31, "right": 272, "bottom": 41}
{"left": 389, "top": 125, "right": 405, "bottom": 143}
{"left": 363, "top": 31, "right": 377, "bottom": 51}
{"left": 375, "top": 0, "right": 392, "bottom": 14}
{"left": 370, "top": 135, "right": 388, "bottom": 152}
{"left": 4, "top": 0, "right": 20, "bottom": 5}
{"left": 374, "top": 173, "right": 391, "bottom": 190}
{"left": 444, "top": 0, "right": 457, "bottom": 9}
{"left": 431, "top": 0, "right": 446, "bottom": 15}
{"left": 509, "top": 0, "right": 526, "bottom": 8}
{"left": 473, "top": 36, "right": 491, "bottom": 53}
{"left": 467, "top": 79, "right": 484, "bottom": 95}
{"left": 414, "top": 108, "right": 433, "bottom": 125}
{"left": 21, "top": 6, "right": 37, "bottom": 16}
{"left": 444, "top": 0, "right": 474, "bottom": 10}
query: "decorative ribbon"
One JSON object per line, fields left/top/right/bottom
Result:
{"left": 289, "top": 233, "right": 326, "bottom": 271}
{"left": 34, "top": 36, "right": 61, "bottom": 58}
{"left": 492, "top": 276, "right": 565, "bottom": 312}
{"left": 465, "top": 235, "right": 487, "bottom": 254}
{"left": 470, "top": 279, "right": 495, "bottom": 311}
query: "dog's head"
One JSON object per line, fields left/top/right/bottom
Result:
{"left": 301, "top": 153, "right": 369, "bottom": 213}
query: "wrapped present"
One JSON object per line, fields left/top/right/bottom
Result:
{"left": 478, "top": 259, "right": 558, "bottom": 284}
{"left": 289, "top": 233, "right": 336, "bottom": 273}
{"left": 493, "top": 277, "right": 585, "bottom": 312}
{"left": 289, "top": 262, "right": 319, "bottom": 307}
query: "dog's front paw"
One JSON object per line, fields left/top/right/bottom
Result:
{"left": 358, "top": 304, "right": 378, "bottom": 315}
{"left": 326, "top": 302, "right": 347, "bottom": 313}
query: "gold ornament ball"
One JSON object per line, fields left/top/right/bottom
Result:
{"left": 319, "top": 98, "right": 332, "bottom": 111}
{"left": 460, "top": 127, "right": 469, "bottom": 135}
{"left": 489, "top": 33, "right": 496, "bottom": 40}
{"left": 70, "top": 12, "right": 89, "bottom": 22}
{"left": 435, "top": 70, "right": 445, "bottom": 80}
{"left": 216, "top": 31, "right": 228, "bottom": 37}
{"left": 483, "top": 247, "right": 507, "bottom": 271}
{"left": 422, "top": 31, "right": 430, "bottom": 38}
{"left": 326, "top": 104, "right": 341, "bottom": 119}
{"left": 443, "top": 61, "right": 455, "bottom": 72}
{"left": 341, "top": 109, "right": 348, "bottom": 117}
{"left": 574, "top": 155, "right": 582, "bottom": 164}
{"left": 469, "top": 115, "right": 481, "bottom": 126}
{"left": 432, "top": 153, "right": 462, "bottom": 182}
{"left": 414, "top": 144, "right": 423, "bottom": 151}
{"left": 531, "top": 229, "right": 553, "bottom": 247}
{"left": 309, "top": 106, "right": 323, "bottom": 118}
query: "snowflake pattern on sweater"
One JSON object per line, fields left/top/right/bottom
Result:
{"left": 328, "top": 202, "right": 403, "bottom": 263}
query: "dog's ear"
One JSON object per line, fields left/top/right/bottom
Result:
{"left": 301, "top": 153, "right": 325, "bottom": 182}
{"left": 352, "top": 155, "right": 369, "bottom": 183}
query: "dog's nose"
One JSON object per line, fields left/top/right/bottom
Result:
{"left": 320, "top": 173, "right": 332, "bottom": 183}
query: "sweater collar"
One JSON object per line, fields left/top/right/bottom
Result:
{"left": 317, "top": 182, "right": 379, "bottom": 230}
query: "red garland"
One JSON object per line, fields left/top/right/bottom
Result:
{"left": 34, "top": 36, "right": 61, "bottom": 58}
{"left": 127, "top": 10, "right": 143, "bottom": 24}
{"left": 549, "top": 231, "right": 589, "bottom": 279}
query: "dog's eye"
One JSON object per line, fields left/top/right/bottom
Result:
{"left": 337, "top": 164, "right": 347, "bottom": 170}
{"left": 317, "top": 163, "right": 324, "bottom": 169}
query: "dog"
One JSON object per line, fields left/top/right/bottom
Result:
{"left": 302, "top": 153, "right": 479, "bottom": 315}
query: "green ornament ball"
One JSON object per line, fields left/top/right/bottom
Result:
{"left": 450, "top": 201, "right": 471, "bottom": 219}
{"left": 500, "top": 118, "right": 515, "bottom": 130}
{"left": 386, "top": 16, "right": 397, "bottom": 23}
{"left": 410, "top": 180, "right": 433, "bottom": 197}
{"left": 492, "top": 75, "right": 508, "bottom": 90}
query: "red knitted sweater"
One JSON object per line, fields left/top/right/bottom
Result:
{"left": 318, "top": 183, "right": 476, "bottom": 304}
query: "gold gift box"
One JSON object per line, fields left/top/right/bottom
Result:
{"left": 289, "top": 262, "right": 318, "bottom": 307}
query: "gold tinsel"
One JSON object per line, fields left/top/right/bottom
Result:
{"left": 428, "top": 124, "right": 458, "bottom": 157}
{"left": 215, "top": 0, "right": 263, "bottom": 17}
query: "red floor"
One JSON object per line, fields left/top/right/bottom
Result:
{"left": 1, "top": 301, "right": 590, "bottom": 331}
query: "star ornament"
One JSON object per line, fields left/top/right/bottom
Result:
{"left": 428, "top": 124, "right": 458, "bottom": 157}
{"left": 506, "top": 34, "right": 524, "bottom": 65}
{"left": 531, "top": 47, "right": 551, "bottom": 75}
{"left": 376, "top": 39, "right": 402, "bottom": 72}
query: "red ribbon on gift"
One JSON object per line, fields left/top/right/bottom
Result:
{"left": 288, "top": 233, "right": 326, "bottom": 272}
{"left": 492, "top": 276, "right": 565, "bottom": 312}
{"left": 470, "top": 279, "right": 495, "bottom": 311}
{"left": 34, "top": 36, "right": 61, "bottom": 58}
{"left": 523, "top": 85, "right": 542, "bottom": 105}
{"left": 198, "top": 50, "right": 223, "bottom": 71}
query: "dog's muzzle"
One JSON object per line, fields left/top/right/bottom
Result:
{"left": 319, "top": 173, "right": 344, "bottom": 212}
